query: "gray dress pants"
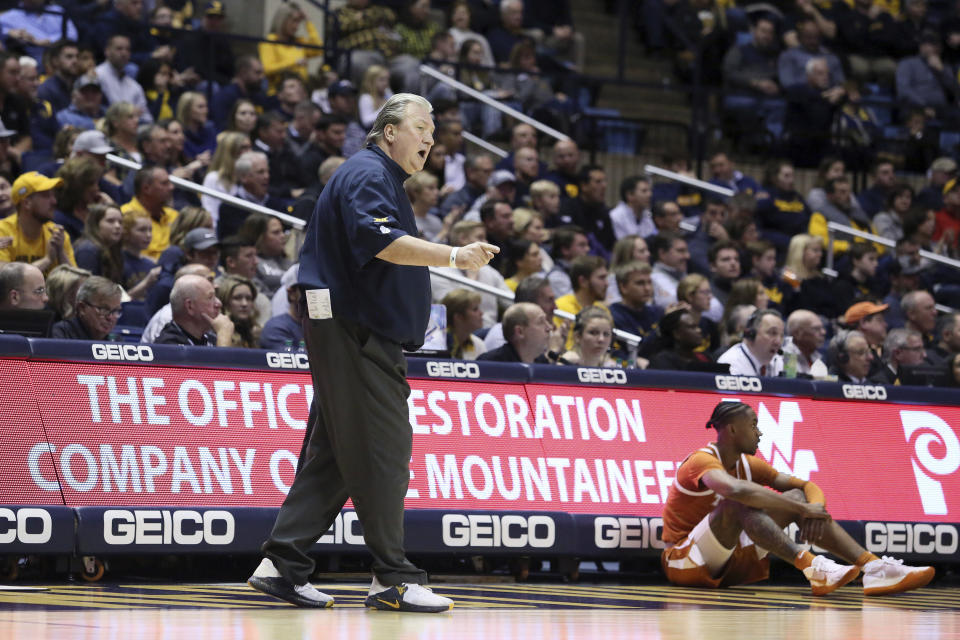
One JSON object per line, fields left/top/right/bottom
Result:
{"left": 262, "top": 315, "right": 427, "bottom": 586}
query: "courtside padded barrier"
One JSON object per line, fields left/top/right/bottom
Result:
{"left": 2, "top": 336, "right": 960, "bottom": 562}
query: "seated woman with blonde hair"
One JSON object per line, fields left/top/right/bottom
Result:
{"left": 46, "top": 264, "right": 91, "bottom": 321}
{"left": 442, "top": 288, "right": 487, "bottom": 360}
{"left": 259, "top": 1, "right": 323, "bottom": 92}
{"left": 202, "top": 131, "right": 253, "bottom": 227}
{"left": 216, "top": 275, "right": 262, "bottom": 348}
{"left": 782, "top": 234, "right": 844, "bottom": 319}
{"left": 512, "top": 207, "right": 553, "bottom": 271}
{"left": 559, "top": 307, "right": 619, "bottom": 368}
{"left": 177, "top": 91, "right": 217, "bottom": 161}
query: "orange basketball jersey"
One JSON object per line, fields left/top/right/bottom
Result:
{"left": 662, "top": 443, "right": 779, "bottom": 544}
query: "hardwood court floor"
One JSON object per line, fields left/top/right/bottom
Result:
{"left": 0, "top": 582, "right": 958, "bottom": 639}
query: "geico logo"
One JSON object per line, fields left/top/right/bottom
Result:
{"left": 865, "top": 522, "right": 958, "bottom": 555}
{"left": 91, "top": 343, "right": 154, "bottom": 362}
{"left": 441, "top": 514, "right": 555, "bottom": 548}
{"left": 103, "top": 509, "right": 235, "bottom": 545}
{"left": 714, "top": 375, "right": 762, "bottom": 391}
{"left": 265, "top": 352, "right": 310, "bottom": 369}
{"left": 426, "top": 361, "right": 480, "bottom": 378}
{"left": 0, "top": 508, "right": 52, "bottom": 544}
{"left": 317, "top": 511, "right": 365, "bottom": 545}
{"left": 577, "top": 368, "right": 627, "bottom": 384}
{"left": 593, "top": 516, "right": 666, "bottom": 549}
{"left": 841, "top": 384, "right": 888, "bottom": 400}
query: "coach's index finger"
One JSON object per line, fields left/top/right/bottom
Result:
{"left": 478, "top": 242, "right": 500, "bottom": 254}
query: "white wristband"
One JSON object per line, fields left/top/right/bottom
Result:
{"left": 449, "top": 246, "right": 458, "bottom": 268}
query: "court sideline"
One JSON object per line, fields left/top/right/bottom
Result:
{"left": 1, "top": 581, "right": 958, "bottom": 639}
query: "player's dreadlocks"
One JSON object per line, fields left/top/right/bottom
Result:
{"left": 705, "top": 400, "right": 754, "bottom": 430}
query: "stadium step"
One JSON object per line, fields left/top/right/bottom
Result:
{"left": 571, "top": 0, "right": 692, "bottom": 137}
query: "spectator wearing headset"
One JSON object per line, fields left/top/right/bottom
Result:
{"left": 717, "top": 308, "right": 785, "bottom": 376}
{"left": 828, "top": 329, "right": 875, "bottom": 383}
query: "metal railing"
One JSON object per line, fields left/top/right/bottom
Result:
{"left": 825, "top": 221, "right": 959, "bottom": 312}
{"left": 419, "top": 64, "right": 570, "bottom": 143}
{"left": 430, "top": 269, "right": 642, "bottom": 348}
{"left": 643, "top": 165, "right": 734, "bottom": 198}
{"left": 106, "top": 154, "right": 641, "bottom": 346}
{"left": 106, "top": 154, "right": 307, "bottom": 229}
{"left": 825, "top": 221, "right": 960, "bottom": 274}
{"left": 462, "top": 131, "right": 508, "bottom": 158}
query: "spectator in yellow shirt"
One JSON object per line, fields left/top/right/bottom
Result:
{"left": 0, "top": 172, "right": 74, "bottom": 275}
{"left": 259, "top": 2, "right": 323, "bottom": 92}
{"left": 554, "top": 254, "right": 609, "bottom": 349}
{"left": 121, "top": 167, "right": 178, "bottom": 261}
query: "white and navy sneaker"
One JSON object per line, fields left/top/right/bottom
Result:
{"left": 803, "top": 555, "right": 860, "bottom": 596}
{"left": 247, "top": 558, "right": 334, "bottom": 608}
{"left": 863, "top": 556, "right": 935, "bottom": 596}
{"left": 364, "top": 576, "right": 453, "bottom": 613}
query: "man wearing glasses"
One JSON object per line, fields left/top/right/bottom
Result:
{"left": 829, "top": 330, "right": 876, "bottom": 384}
{"left": 51, "top": 276, "right": 122, "bottom": 340}
{"left": 874, "top": 329, "right": 928, "bottom": 385}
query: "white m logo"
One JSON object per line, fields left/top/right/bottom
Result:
{"left": 756, "top": 401, "right": 818, "bottom": 480}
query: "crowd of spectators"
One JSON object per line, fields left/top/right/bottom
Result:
{"left": 636, "top": 0, "right": 960, "bottom": 169}
{"left": 0, "top": 0, "right": 958, "bottom": 388}
{"left": 411, "top": 130, "right": 960, "bottom": 388}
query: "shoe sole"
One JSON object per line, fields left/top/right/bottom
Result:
{"left": 247, "top": 576, "right": 334, "bottom": 608}
{"left": 364, "top": 594, "right": 454, "bottom": 613}
{"left": 811, "top": 566, "right": 861, "bottom": 596}
{"left": 864, "top": 567, "right": 935, "bottom": 596}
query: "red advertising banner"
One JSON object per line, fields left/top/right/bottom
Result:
{"left": 7, "top": 360, "right": 960, "bottom": 524}
{"left": 27, "top": 361, "right": 313, "bottom": 507}
{"left": 1, "top": 360, "right": 62, "bottom": 505}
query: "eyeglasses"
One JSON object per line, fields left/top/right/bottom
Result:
{"left": 900, "top": 345, "right": 925, "bottom": 352}
{"left": 83, "top": 302, "right": 123, "bottom": 319}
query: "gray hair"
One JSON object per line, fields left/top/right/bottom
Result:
{"left": 234, "top": 151, "right": 268, "bottom": 180}
{"left": 500, "top": 0, "right": 522, "bottom": 13}
{"left": 829, "top": 329, "right": 865, "bottom": 365}
{"left": 515, "top": 276, "right": 550, "bottom": 304}
{"left": 884, "top": 328, "right": 920, "bottom": 361}
{"left": 170, "top": 274, "right": 209, "bottom": 315}
{"left": 174, "top": 263, "right": 214, "bottom": 280}
{"left": 318, "top": 156, "right": 346, "bottom": 184}
{"left": 786, "top": 309, "right": 819, "bottom": 336}
{"left": 936, "top": 311, "right": 960, "bottom": 338}
{"left": 137, "top": 123, "right": 164, "bottom": 151}
{"left": 901, "top": 289, "right": 933, "bottom": 315}
{"left": 365, "top": 93, "right": 433, "bottom": 145}
{"left": 76, "top": 276, "right": 121, "bottom": 305}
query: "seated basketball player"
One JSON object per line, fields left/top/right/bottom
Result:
{"left": 661, "top": 400, "right": 934, "bottom": 595}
